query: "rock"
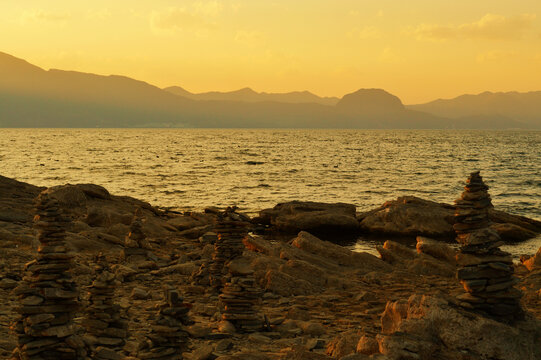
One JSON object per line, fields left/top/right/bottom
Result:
{"left": 340, "top": 354, "right": 372, "bottom": 360}
{"left": 292, "top": 232, "right": 391, "bottom": 272}
{"left": 0, "top": 278, "right": 18, "bottom": 289}
{"left": 359, "top": 196, "right": 541, "bottom": 241}
{"left": 521, "top": 247, "right": 541, "bottom": 271}
{"left": 258, "top": 201, "right": 359, "bottom": 234}
{"left": 326, "top": 331, "right": 361, "bottom": 358}
{"left": 46, "top": 185, "right": 87, "bottom": 208}
{"left": 381, "top": 300, "right": 409, "bottom": 335}
{"left": 299, "top": 321, "right": 325, "bottom": 336}
{"left": 415, "top": 236, "right": 456, "bottom": 264}
{"left": 215, "top": 339, "right": 233, "bottom": 352}
{"left": 167, "top": 216, "right": 204, "bottom": 231}
{"left": 279, "top": 259, "right": 327, "bottom": 288}
{"left": 264, "top": 269, "right": 316, "bottom": 296}
{"left": 228, "top": 258, "right": 254, "bottom": 276}
{"left": 153, "top": 262, "right": 198, "bottom": 276}
{"left": 179, "top": 225, "right": 213, "bottom": 239}
{"left": 356, "top": 335, "right": 379, "bottom": 355}
{"left": 217, "top": 320, "right": 236, "bottom": 334}
{"left": 187, "top": 324, "right": 211, "bottom": 338}
{"left": 280, "top": 345, "right": 333, "bottom": 360}
{"left": 377, "top": 241, "right": 455, "bottom": 277}
{"left": 247, "top": 333, "right": 270, "bottom": 343}
{"left": 287, "top": 307, "right": 311, "bottom": 321}
{"left": 75, "top": 184, "right": 111, "bottom": 199}
{"left": 491, "top": 223, "right": 538, "bottom": 242}
{"left": 407, "top": 255, "right": 455, "bottom": 278}
{"left": 200, "top": 232, "right": 219, "bottom": 244}
{"left": 191, "top": 344, "right": 215, "bottom": 360}
{"left": 359, "top": 196, "right": 455, "bottom": 238}
{"left": 377, "top": 295, "right": 541, "bottom": 360}
{"left": 130, "top": 288, "right": 149, "bottom": 300}
{"left": 86, "top": 206, "right": 132, "bottom": 227}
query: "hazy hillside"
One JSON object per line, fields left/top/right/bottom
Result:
{"left": 408, "top": 91, "right": 541, "bottom": 128}
{"left": 164, "top": 86, "right": 339, "bottom": 106}
{"left": 1, "top": 51, "right": 535, "bottom": 129}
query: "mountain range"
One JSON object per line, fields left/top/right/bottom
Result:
{"left": 0, "top": 51, "right": 539, "bottom": 129}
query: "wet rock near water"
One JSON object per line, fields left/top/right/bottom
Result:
{"left": 454, "top": 171, "right": 523, "bottom": 321}
{"left": 359, "top": 195, "right": 541, "bottom": 242}
{"left": 256, "top": 201, "right": 360, "bottom": 235}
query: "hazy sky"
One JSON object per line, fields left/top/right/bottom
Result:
{"left": 2, "top": 0, "right": 541, "bottom": 103}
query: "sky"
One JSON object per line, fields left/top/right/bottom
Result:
{"left": 1, "top": 0, "right": 541, "bottom": 104}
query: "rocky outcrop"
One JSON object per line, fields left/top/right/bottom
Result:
{"left": 375, "top": 295, "right": 541, "bottom": 360}
{"left": 257, "top": 201, "right": 359, "bottom": 235}
{"left": 377, "top": 239, "right": 456, "bottom": 278}
{"left": 359, "top": 196, "right": 541, "bottom": 242}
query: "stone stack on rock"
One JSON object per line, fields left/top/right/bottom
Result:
{"left": 219, "top": 259, "right": 263, "bottom": 333}
{"left": 138, "top": 288, "right": 191, "bottom": 360}
{"left": 454, "top": 171, "right": 522, "bottom": 321}
{"left": 11, "top": 190, "right": 83, "bottom": 359}
{"left": 83, "top": 253, "right": 127, "bottom": 360}
{"left": 209, "top": 207, "right": 250, "bottom": 293}
{"left": 123, "top": 208, "right": 152, "bottom": 262}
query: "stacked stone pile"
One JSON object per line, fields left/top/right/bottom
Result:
{"left": 219, "top": 260, "right": 263, "bottom": 333}
{"left": 12, "top": 190, "right": 83, "bottom": 359}
{"left": 123, "top": 208, "right": 152, "bottom": 261}
{"left": 454, "top": 171, "right": 522, "bottom": 320}
{"left": 83, "top": 253, "right": 127, "bottom": 359}
{"left": 209, "top": 208, "right": 250, "bottom": 293}
{"left": 139, "top": 289, "right": 191, "bottom": 360}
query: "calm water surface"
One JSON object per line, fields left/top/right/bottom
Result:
{"left": 1, "top": 129, "right": 539, "bottom": 255}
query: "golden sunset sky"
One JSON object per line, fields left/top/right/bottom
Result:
{"left": 2, "top": 0, "right": 540, "bottom": 103}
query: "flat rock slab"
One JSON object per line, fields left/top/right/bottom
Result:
{"left": 257, "top": 201, "right": 359, "bottom": 234}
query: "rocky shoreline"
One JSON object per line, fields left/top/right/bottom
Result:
{"left": 0, "top": 174, "right": 540, "bottom": 359}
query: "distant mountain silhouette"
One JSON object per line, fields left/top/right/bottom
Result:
{"left": 0, "top": 51, "right": 537, "bottom": 129}
{"left": 165, "top": 86, "right": 339, "bottom": 105}
{"left": 408, "top": 91, "right": 541, "bottom": 128}
{"left": 336, "top": 89, "right": 404, "bottom": 114}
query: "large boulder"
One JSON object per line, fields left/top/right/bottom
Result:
{"left": 359, "top": 196, "right": 541, "bottom": 242}
{"left": 376, "top": 295, "right": 541, "bottom": 360}
{"left": 257, "top": 201, "right": 359, "bottom": 234}
{"left": 359, "top": 197, "right": 455, "bottom": 238}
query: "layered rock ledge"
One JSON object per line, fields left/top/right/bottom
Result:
{"left": 0, "top": 175, "right": 539, "bottom": 359}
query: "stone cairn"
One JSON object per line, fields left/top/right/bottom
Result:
{"left": 83, "top": 253, "right": 127, "bottom": 360}
{"left": 454, "top": 171, "right": 522, "bottom": 321}
{"left": 219, "top": 260, "right": 263, "bottom": 333}
{"left": 123, "top": 207, "right": 152, "bottom": 261}
{"left": 139, "top": 288, "right": 191, "bottom": 360}
{"left": 207, "top": 207, "right": 263, "bottom": 332}
{"left": 12, "top": 190, "right": 83, "bottom": 359}
{"left": 208, "top": 207, "right": 249, "bottom": 293}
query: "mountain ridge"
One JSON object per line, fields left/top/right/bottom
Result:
{"left": 0, "top": 51, "right": 538, "bottom": 129}
{"left": 164, "top": 85, "right": 340, "bottom": 106}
